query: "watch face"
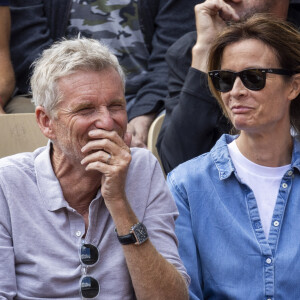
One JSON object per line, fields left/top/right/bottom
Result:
{"left": 133, "top": 223, "right": 148, "bottom": 244}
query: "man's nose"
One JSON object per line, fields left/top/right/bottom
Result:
{"left": 94, "top": 107, "right": 114, "bottom": 130}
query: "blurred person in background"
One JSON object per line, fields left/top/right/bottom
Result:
{"left": 8, "top": 0, "right": 201, "bottom": 147}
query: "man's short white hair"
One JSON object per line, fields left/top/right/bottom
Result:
{"left": 30, "top": 37, "right": 125, "bottom": 115}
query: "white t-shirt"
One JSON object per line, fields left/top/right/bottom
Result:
{"left": 228, "top": 140, "right": 290, "bottom": 239}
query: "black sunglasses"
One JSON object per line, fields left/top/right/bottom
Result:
{"left": 208, "top": 68, "right": 295, "bottom": 92}
{"left": 80, "top": 244, "right": 100, "bottom": 299}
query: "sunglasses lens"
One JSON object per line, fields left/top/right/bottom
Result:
{"left": 81, "top": 244, "right": 99, "bottom": 265}
{"left": 81, "top": 276, "right": 99, "bottom": 298}
{"left": 242, "top": 69, "right": 265, "bottom": 90}
{"left": 210, "top": 71, "right": 235, "bottom": 92}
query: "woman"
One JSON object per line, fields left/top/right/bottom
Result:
{"left": 168, "top": 14, "right": 300, "bottom": 299}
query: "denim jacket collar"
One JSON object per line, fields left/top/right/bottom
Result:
{"left": 211, "top": 134, "right": 300, "bottom": 181}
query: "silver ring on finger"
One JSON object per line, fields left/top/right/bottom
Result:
{"left": 106, "top": 154, "right": 111, "bottom": 165}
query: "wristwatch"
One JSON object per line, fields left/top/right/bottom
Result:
{"left": 116, "top": 222, "right": 148, "bottom": 245}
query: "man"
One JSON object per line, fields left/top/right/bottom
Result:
{"left": 0, "top": 2, "right": 15, "bottom": 114}
{"left": 8, "top": 0, "right": 200, "bottom": 147}
{"left": 0, "top": 38, "right": 189, "bottom": 299}
{"left": 157, "top": 0, "right": 300, "bottom": 174}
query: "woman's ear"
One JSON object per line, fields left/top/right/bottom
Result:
{"left": 35, "top": 106, "right": 56, "bottom": 140}
{"left": 288, "top": 73, "right": 300, "bottom": 101}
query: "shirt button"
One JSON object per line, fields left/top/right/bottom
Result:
{"left": 287, "top": 170, "right": 293, "bottom": 176}
{"left": 282, "top": 183, "right": 288, "bottom": 189}
{"left": 76, "top": 231, "right": 82, "bottom": 237}
{"left": 266, "top": 258, "right": 272, "bottom": 264}
{"left": 274, "top": 221, "right": 279, "bottom": 227}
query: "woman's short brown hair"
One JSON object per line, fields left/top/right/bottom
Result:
{"left": 207, "top": 14, "right": 300, "bottom": 133}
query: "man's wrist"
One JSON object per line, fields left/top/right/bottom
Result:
{"left": 116, "top": 222, "right": 149, "bottom": 245}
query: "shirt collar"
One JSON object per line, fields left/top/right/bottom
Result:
{"left": 291, "top": 136, "right": 300, "bottom": 172}
{"left": 211, "top": 134, "right": 300, "bottom": 180}
{"left": 34, "top": 141, "right": 69, "bottom": 211}
{"left": 34, "top": 141, "right": 103, "bottom": 212}
{"left": 211, "top": 134, "right": 236, "bottom": 180}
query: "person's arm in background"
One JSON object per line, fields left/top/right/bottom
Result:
{"left": 156, "top": 1, "right": 239, "bottom": 174}
{"left": 0, "top": 5, "right": 15, "bottom": 114}
{"left": 127, "top": 0, "right": 201, "bottom": 147}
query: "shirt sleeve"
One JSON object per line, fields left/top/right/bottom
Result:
{"left": 0, "top": 181, "right": 17, "bottom": 298}
{"left": 167, "top": 171, "right": 204, "bottom": 300}
{"left": 139, "top": 152, "right": 191, "bottom": 285}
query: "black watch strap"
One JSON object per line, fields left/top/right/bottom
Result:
{"left": 117, "top": 233, "right": 137, "bottom": 245}
{"left": 115, "top": 222, "right": 148, "bottom": 245}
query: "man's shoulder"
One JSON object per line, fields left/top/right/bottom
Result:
{"left": 165, "top": 31, "right": 196, "bottom": 76}
{"left": 0, "top": 152, "right": 35, "bottom": 183}
{"left": 128, "top": 147, "right": 164, "bottom": 182}
{"left": 167, "top": 31, "right": 197, "bottom": 58}
{"left": 0, "top": 147, "right": 45, "bottom": 179}
{"left": 130, "top": 147, "right": 156, "bottom": 167}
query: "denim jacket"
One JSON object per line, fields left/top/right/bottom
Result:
{"left": 168, "top": 134, "right": 300, "bottom": 300}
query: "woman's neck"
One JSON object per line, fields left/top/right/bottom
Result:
{"left": 236, "top": 130, "right": 293, "bottom": 167}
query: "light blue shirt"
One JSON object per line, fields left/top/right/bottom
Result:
{"left": 0, "top": 144, "right": 188, "bottom": 299}
{"left": 168, "top": 134, "right": 300, "bottom": 300}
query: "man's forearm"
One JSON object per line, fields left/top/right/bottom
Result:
{"left": 107, "top": 198, "right": 188, "bottom": 300}
{"left": 0, "top": 6, "right": 16, "bottom": 107}
{"left": 0, "top": 66, "right": 15, "bottom": 105}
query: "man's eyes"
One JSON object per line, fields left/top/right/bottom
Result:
{"left": 109, "top": 104, "right": 124, "bottom": 110}
{"left": 75, "top": 107, "right": 94, "bottom": 114}
{"left": 73, "top": 103, "right": 125, "bottom": 114}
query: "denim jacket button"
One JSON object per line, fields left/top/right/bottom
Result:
{"left": 266, "top": 258, "right": 272, "bottom": 264}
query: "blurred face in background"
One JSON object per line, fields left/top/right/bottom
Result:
{"left": 224, "top": 0, "right": 288, "bottom": 20}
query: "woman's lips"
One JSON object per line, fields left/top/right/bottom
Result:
{"left": 231, "top": 105, "right": 253, "bottom": 114}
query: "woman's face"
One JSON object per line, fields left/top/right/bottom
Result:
{"left": 220, "top": 38, "right": 294, "bottom": 134}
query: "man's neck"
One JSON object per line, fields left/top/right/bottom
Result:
{"left": 50, "top": 146, "right": 102, "bottom": 213}
{"left": 272, "top": 1, "right": 289, "bottom": 20}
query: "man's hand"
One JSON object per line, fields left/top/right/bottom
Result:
{"left": 192, "top": 0, "right": 239, "bottom": 72}
{"left": 127, "top": 113, "right": 156, "bottom": 148}
{"left": 80, "top": 129, "right": 132, "bottom": 205}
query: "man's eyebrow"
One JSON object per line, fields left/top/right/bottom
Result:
{"left": 110, "top": 98, "right": 126, "bottom": 105}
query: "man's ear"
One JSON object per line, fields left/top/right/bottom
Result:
{"left": 35, "top": 106, "right": 56, "bottom": 140}
{"left": 288, "top": 73, "right": 300, "bottom": 101}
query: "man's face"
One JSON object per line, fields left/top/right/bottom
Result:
{"left": 50, "top": 68, "right": 127, "bottom": 165}
{"left": 224, "top": 0, "right": 284, "bottom": 20}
